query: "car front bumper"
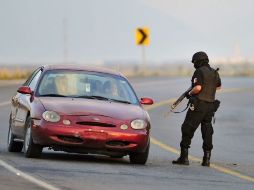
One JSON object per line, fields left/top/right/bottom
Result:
{"left": 32, "top": 119, "right": 150, "bottom": 154}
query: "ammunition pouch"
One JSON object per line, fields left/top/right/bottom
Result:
{"left": 213, "top": 99, "right": 220, "bottom": 112}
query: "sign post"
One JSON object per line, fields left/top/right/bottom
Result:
{"left": 136, "top": 27, "right": 150, "bottom": 72}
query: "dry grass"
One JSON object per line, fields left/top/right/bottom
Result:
{"left": 1, "top": 64, "right": 254, "bottom": 80}
{"left": 0, "top": 67, "right": 31, "bottom": 80}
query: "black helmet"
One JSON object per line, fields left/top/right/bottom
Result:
{"left": 191, "top": 51, "right": 209, "bottom": 63}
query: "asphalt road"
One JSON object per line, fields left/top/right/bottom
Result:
{"left": 0, "top": 77, "right": 254, "bottom": 190}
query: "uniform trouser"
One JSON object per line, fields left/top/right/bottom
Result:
{"left": 180, "top": 99, "right": 215, "bottom": 151}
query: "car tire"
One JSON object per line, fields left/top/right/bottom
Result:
{"left": 7, "top": 115, "right": 23, "bottom": 152}
{"left": 129, "top": 141, "right": 150, "bottom": 165}
{"left": 23, "top": 117, "right": 43, "bottom": 158}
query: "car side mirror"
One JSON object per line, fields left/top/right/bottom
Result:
{"left": 140, "top": 97, "right": 154, "bottom": 105}
{"left": 17, "top": 86, "right": 33, "bottom": 95}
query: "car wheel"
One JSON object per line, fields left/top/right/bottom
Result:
{"left": 129, "top": 141, "right": 150, "bottom": 165}
{"left": 24, "top": 117, "right": 43, "bottom": 158}
{"left": 7, "top": 115, "right": 23, "bottom": 152}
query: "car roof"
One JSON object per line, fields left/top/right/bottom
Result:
{"left": 42, "top": 64, "right": 124, "bottom": 77}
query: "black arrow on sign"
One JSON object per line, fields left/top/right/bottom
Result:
{"left": 138, "top": 29, "right": 147, "bottom": 44}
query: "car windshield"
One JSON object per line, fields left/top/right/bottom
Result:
{"left": 36, "top": 70, "right": 139, "bottom": 105}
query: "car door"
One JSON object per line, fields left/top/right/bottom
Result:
{"left": 11, "top": 68, "right": 42, "bottom": 138}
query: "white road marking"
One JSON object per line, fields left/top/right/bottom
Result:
{"left": 0, "top": 99, "right": 58, "bottom": 190}
{"left": 0, "top": 159, "right": 61, "bottom": 190}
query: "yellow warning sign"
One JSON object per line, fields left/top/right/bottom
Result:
{"left": 136, "top": 27, "right": 150, "bottom": 46}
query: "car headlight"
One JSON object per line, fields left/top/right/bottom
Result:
{"left": 131, "top": 119, "right": 147, "bottom": 130}
{"left": 42, "top": 111, "right": 60, "bottom": 122}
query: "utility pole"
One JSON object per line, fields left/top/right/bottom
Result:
{"left": 63, "top": 18, "right": 69, "bottom": 64}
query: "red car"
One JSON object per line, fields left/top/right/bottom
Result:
{"left": 8, "top": 65, "right": 153, "bottom": 164}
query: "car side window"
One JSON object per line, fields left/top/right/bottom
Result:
{"left": 29, "top": 70, "right": 42, "bottom": 91}
{"left": 23, "top": 68, "right": 42, "bottom": 86}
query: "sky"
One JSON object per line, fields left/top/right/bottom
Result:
{"left": 0, "top": 0, "right": 254, "bottom": 64}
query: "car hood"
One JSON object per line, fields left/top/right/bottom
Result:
{"left": 38, "top": 97, "right": 145, "bottom": 120}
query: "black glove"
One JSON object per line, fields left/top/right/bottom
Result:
{"left": 185, "top": 91, "right": 191, "bottom": 99}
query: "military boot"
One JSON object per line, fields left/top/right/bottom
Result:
{"left": 202, "top": 150, "right": 211, "bottom": 167}
{"left": 172, "top": 148, "right": 189, "bottom": 165}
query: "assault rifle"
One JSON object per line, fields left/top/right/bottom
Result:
{"left": 164, "top": 86, "right": 192, "bottom": 117}
{"left": 170, "top": 86, "right": 192, "bottom": 111}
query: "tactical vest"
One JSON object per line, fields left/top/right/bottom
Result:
{"left": 195, "top": 66, "right": 218, "bottom": 102}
